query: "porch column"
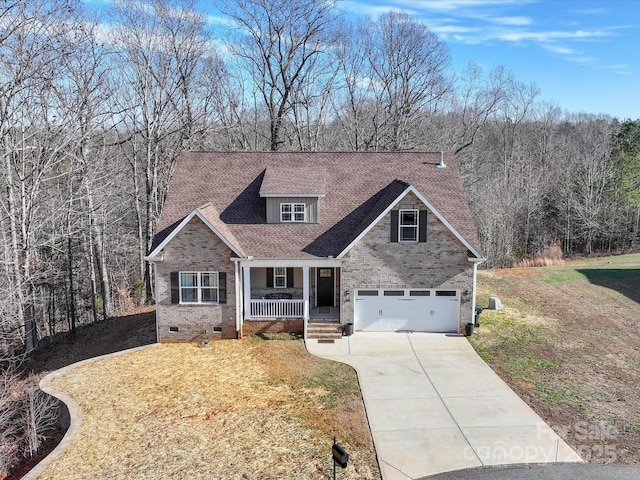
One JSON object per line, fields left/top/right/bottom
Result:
{"left": 302, "top": 266, "right": 310, "bottom": 321}
{"left": 243, "top": 266, "right": 251, "bottom": 319}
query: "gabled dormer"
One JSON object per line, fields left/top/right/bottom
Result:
{"left": 259, "top": 166, "right": 326, "bottom": 223}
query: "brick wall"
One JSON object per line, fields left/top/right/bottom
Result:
{"left": 341, "top": 192, "right": 475, "bottom": 330}
{"left": 242, "top": 319, "right": 304, "bottom": 336}
{"left": 155, "top": 217, "right": 237, "bottom": 342}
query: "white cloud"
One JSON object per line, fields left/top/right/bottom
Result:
{"left": 341, "top": 1, "right": 418, "bottom": 18}
{"left": 393, "top": 0, "right": 532, "bottom": 13}
{"left": 492, "top": 16, "right": 531, "bottom": 26}
{"left": 603, "top": 64, "right": 632, "bottom": 75}
{"left": 540, "top": 44, "right": 577, "bottom": 55}
{"left": 430, "top": 24, "right": 479, "bottom": 34}
{"left": 537, "top": 44, "right": 595, "bottom": 64}
{"left": 495, "top": 29, "right": 610, "bottom": 43}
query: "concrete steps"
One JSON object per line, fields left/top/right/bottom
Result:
{"left": 306, "top": 320, "right": 343, "bottom": 340}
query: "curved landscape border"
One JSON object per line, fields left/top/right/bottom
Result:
{"left": 21, "top": 343, "right": 161, "bottom": 479}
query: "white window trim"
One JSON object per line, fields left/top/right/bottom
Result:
{"left": 274, "top": 267, "right": 287, "bottom": 288}
{"left": 399, "top": 209, "right": 419, "bottom": 243}
{"left": 179, "top": 271, "right": 219, "bottom": 304}
{"left": 280, "top": 202, "right": 306, "bottom": 222}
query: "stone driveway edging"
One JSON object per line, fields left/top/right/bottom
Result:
{"left": 22, "top": 343, "right": 162, "bottom": 480}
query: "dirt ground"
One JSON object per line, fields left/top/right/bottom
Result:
{"left": 30, "top": 306, "right": 157, "bottom": 376}
{"left": 472, "top": 254, "right": 640, "bottom": 465}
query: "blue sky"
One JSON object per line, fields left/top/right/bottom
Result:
{"left": 341, "top": 0, "right": 639, "bottom": 120}
{"left": 85, "top": 0, "right": 639, "bottom": 120}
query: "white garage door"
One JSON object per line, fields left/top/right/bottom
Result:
{"left": 354, "top": 289, "right": 459, "bottom": 333}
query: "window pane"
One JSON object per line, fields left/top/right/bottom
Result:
{"left": 180, "top": 273, "right": 197, "bottom": 287}
{"left": 201, "top": 273, "right": 218, "bottom": 287}
{"left": 181, "top": 288, "right": 198, "bottom": 302}
{"left": 357, "top": 290, "right": 379, "bottom": 296}
{"left": 281, "top": 204, "right": 292, "bottom": 221}
{"left": 400, "top": 210, "right": 418, "bottom": 226}
{"left": 410, "top": 290, "right": 430, "bottom": 296}
{"left": 201, "top": 288, "right": 218, "bottom": 303}
{"left": 400, "top": 226, "right": 417, "bottom": 242}
{"left": 275, "top": 276, "right": 286, "bottom": 287}
{"left": 294, "top": 204, "right": 305, "bottom": 213}
{"left": 436, "top": 290, "right": 457, "bottom": 297}
{"left": 275, "top": 267, "right": 285, "bottom": 275}
{"left": 384, "top": 290, "right": 404, "bottom": 296}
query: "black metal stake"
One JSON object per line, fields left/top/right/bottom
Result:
{"left": 333, "top": 436, "right": 336, "bottom": 480}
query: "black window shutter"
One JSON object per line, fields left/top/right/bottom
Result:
{"left": 266, "top": 267, "right": 274, "bottom": 287}
{"left": 170, "top": 272, "right": 180, "bottom": 304}
{"left": 390, "top": 210, "right": 399, "bottom": 242}
{"left": 419, "top": 210, "right": 428, "bottom": 242}
{"left": 286, "top": 268, "right": 294, "bottom": 288}
{"left": 218, "top": 272, "right": 227, "bottom": 304}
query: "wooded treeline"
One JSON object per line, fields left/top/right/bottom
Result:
{"left": 1, "top": 0, "right": 639, "bottom": 360}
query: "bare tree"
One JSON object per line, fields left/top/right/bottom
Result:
{"left": 220, "top": 0, "right": 341, "bottom": 151}
{"left": 360, "top": 11, "right": 451, "bottom": 150}
{"left": 52, "top": 15, "right": 118, "bottom": 322}
{"left": 562, "top": 116, "right": 616, "bottom": 255}
{"left": 332, "top": 20, "right": 380, "bottom": 151}
{"left": 20, "top": 382, "right": 60, "bottom": 458}
{"left": 0, "top": 363, "right": 21, "bottom": 477}
{"left": 0, "top": 0, "right": 80, "bottom": 351}
{"left": 110, "top": 0, "right": 216, "bottom": 300}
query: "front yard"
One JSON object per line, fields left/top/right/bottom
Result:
{"left": 39, "top": 337, "right": 380, "bottom": 479}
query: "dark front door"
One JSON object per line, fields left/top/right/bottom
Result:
{"left": 317, "top": 268, "right": 334, "bottom": 307}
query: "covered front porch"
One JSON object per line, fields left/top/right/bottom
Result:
{"left": 248, "top": 300, "right": 341, "bottom": 320}
{"left": 234, "top": 259, "right": 344, "bottom": 328}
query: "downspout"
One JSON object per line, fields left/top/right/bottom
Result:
{"left": 471, "top": 261, "right": 478, "bottom": 325}
{"left": 303, "top": 266, "right": 310, "bottom": 341}
{"left": 155, "top": 266, "right": 160, "bottom": 343}
{"left": 468, "top": 257, "right": 485, "bottom": 326}
{"left": 235, "top": 261, "right": 242, "bottom": 339}
{"left": 143, "top": 253, "right": 163, "bottom": 343}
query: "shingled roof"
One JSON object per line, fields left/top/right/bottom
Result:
{"left": 151, "top": 152, "right": 482, "bottom": 259}
{"left": 259, "top": 165, "right": 326, "bottom": 197}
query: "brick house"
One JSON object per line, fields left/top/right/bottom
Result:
{"left": 146, "top": 152, "right": 483, "bottom": 342}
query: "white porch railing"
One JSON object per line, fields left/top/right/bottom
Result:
{"left": 250, "top": 299, "right": 304, "bottom": 318}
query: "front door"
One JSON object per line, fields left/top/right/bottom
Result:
{"left": 317, "top": 268, "right": 334, "bottom": 307}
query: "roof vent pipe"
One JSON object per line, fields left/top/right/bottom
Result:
{"left": 437, "top": 151, "right": 446, "bottom": 168}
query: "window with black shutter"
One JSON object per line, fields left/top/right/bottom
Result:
{"left": 267, "top": 267, "right": 294, "bottom": 288}
{"left": 172, "top": 271, "right": 222, "bottom": 304}
{"left": 391, "top": 209, "right": 427, "bottom": 243}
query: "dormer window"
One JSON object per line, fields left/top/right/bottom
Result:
{"left": 259, "top": 166, "right": 325, "bottom": 223}
{"left": 281, "top": 203, "right": 306, "bottom": 222}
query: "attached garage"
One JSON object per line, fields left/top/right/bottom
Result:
{"left": 353, "top": 289, "right": 460, "bottom": 333}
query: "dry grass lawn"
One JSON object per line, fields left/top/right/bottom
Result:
{"left": 39, "top": 337, "right": 380, "bottom": 479}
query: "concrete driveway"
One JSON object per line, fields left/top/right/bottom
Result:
{"left": 306, "top": 332, "right": 581, "bottom": 480}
